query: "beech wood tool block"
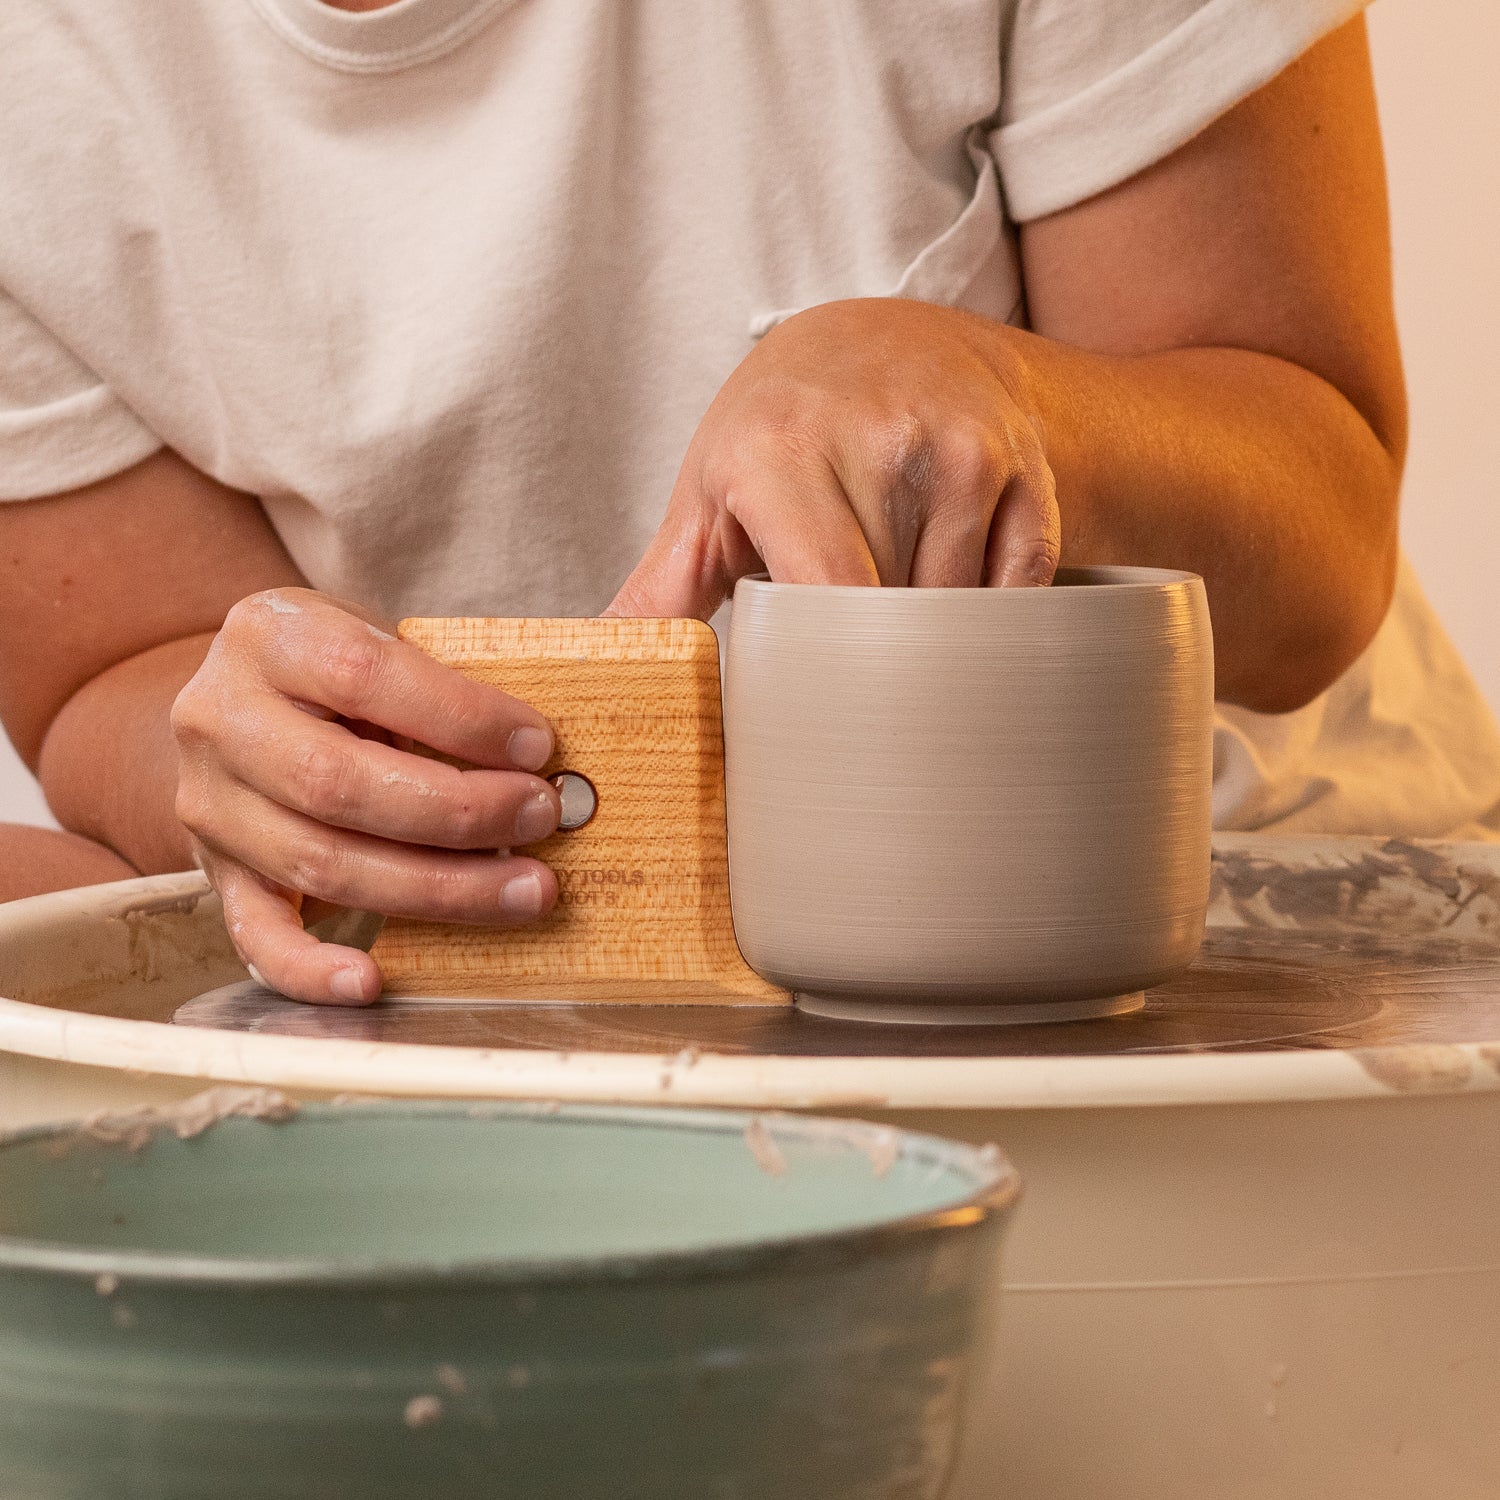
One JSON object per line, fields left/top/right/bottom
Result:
{"left": 371, "top": 618, "right": 790, "bottom": 1005}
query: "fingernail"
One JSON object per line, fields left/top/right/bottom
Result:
{"left": 330, "top": 967, "right": 369, "bottom": 1003}
{"left": 501, "top": 871, "right": 545, "bottom": 919}
{"left": 246, "top": 963, "right": 270, "bottom": 988}
{"left": 515, "top": 790, "right": 558, "bottom": 845}
{"left": 508, "top": 726, "right": 553, "bottom": 771}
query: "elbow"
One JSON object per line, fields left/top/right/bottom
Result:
{"left": 1227, "top": 524, "right": 1399, "bottom": 716}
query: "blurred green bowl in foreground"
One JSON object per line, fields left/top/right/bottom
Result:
{"left": 0, "top": 1096, "right": 1018, "bottom": 1500}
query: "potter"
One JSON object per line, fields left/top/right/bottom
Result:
{"left": 5, "top": 6, "right": 1499, "bottom": 1009}
{"left": 5, "top": 9, "right": 1500, "bottom": 1500}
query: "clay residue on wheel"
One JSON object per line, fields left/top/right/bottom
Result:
{"left": 2, "top": 880, "right": 241, "bottom": 1015}
{"left": 109, "top": 889, "right": 235, "bottom": 988}
{"left": 1347, "top": 1044, "right": 1474, "bottom": 1094}
{"left": 73, "top": 1085, "right": 299, "bottom": 1153}
{"left": 1211, "top": 838, "right": 1500, "bottom": 941}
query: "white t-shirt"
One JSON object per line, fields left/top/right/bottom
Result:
{"left": 3, "top": 0, "right": 1498, "bottom": 839}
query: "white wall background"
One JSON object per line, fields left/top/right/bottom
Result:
{"left": 1368, "top": 0, "right": 1500, "bottom": 711}
{"left": 1, "top": 0, "right": 1495, "bottom": 830}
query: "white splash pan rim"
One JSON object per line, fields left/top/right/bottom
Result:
{"left": 2, "top": 870, "right": 1498, "bottom": 1113}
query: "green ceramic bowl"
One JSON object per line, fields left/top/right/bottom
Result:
{"left": 0, "top": 1099, "right": 1017, "bottom": 1500}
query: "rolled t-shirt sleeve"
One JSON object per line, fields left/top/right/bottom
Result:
{"left": 0, "top": 288, "right": 162, "bottom": 501}
{"left": 993, "top": 0, "right": 1368, "bottom": 223}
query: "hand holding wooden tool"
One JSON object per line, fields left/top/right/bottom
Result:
{"left": 373, "top": 617, "right": 788, "bottom": 1005}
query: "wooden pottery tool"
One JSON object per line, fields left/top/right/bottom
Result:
{"left": 371, "top": 617, "right": 789, "bottom": 1005}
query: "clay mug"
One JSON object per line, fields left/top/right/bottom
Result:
{"left": 722, "top": 567, "right": 1215, "bottom": 1023}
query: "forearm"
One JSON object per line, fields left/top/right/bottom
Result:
{"left": 37, "top": 633, "right": 214, "bottom": 875}
{"left": 1009, "top": 329, "right": 1401, "bottom": 712}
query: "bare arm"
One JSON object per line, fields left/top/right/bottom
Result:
{"left": 0, "top": 451, "right": 307, "bottom": 872}
{"left": 1017, "top": 15, "right": 1403, "bottom": 710}
{"left": 612, "top": 19, "right": 1404, "bottom": 713}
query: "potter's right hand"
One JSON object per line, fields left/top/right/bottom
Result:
{"left": 171, "top": 588, "right": 561, "bottom": 1006}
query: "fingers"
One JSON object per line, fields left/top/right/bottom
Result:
{"left": 606, "top": 441, "right": 878, "bottom": 619}
{"left": 210, "top": 851, "right": 382, "bottom": 1006}
{"left": 206, "top": 694, "right": 560, "bottom": 849}
{"left": 212, "top": 590, "right": 555, "bottom": 770}
{"left": 897, "top": 422, "right": 1061, "bottom": 589}
{"left": 722, "top": 446, "right": 881, "bottom": 590}
{"left": 983, "top": 450, "right": 1062, "bottom": 588}
{"left": 189, "top": 779, "right": 559, "bottom": 930}
{"left": 612, "top": 407, "right": 1058, "bottom": 609}
{"left": 604, "top": 500, "right": 747, "bottom": 621}
{"left": 874, "top": 418, "right": 1003, "bottom": 589}
{"left": 174, "top": 588, "right": 566, "bottom": 1007}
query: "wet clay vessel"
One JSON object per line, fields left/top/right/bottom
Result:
{"left": 723, "top": 568, "right": 1215, "bottom": 1023}
{"left": 0, "top": 1100, "right": 1015, "bottom": 1500}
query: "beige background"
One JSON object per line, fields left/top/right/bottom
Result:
{"left": 1, "top": 0, "right": 1495, "bottom": 831}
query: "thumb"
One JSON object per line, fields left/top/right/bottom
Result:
{"left": 603, "top": 503, "right": 755, "bottom": 621}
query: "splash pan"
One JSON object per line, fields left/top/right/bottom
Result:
{"left": 0, "top": 1098, "right": 1015, "bottom": 1500}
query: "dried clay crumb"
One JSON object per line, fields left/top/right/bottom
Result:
{"left": 743, "top": 1116, "right": 788, "bottom": 1177}
{"left": 76, "top": 1087, "right": 298, "bottom": 1154}
{"left": 435, "top": 1364, "right": 467, "bottom": 1395}
{"left": 776, "top": 1116, "right": 902, "bottom": 1180}
{"left": 94, "top": 1273, "right": 120, "bottom": 1297}
{"left": 166, "top": 1086, "right": 299, "bottom": 1140}
{"left": 658, "top": 1047, "right": 703, "bottom": 1091}
{"left": 863, "top": 1127, "right": 900, "bottom": 1180}
{"left": 404, "top": 1395, "right": 443, "bottom": 1429}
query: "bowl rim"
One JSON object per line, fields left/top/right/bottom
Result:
{"left": 0, "top": 1100, "right": 1019, "bottom": 1290}
{"left": 732, "top": 565, "right": 1202, "bottom": 597}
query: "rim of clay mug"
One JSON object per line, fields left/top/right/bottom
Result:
{"left": 733, "top": 564, "right": 1201, "bottom": 596}
{"left": 0, "top": 1100, "right": 1019, "bottom": 1289}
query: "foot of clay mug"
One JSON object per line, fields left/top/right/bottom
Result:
{"left": 722, "top": 569, "right": 1216, "bottom": 1023}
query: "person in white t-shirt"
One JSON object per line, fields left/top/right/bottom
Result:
{"left": 1, "top": 0, "right": 1497, "bottom": 1003}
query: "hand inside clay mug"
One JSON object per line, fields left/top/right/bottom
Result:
{"left": 605, "top": 299, "right": 1063, "bottom": 613}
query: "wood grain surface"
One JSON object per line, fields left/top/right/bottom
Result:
{"left": 371, "top": 618, "right": 788, "bottom": 1005}
{"left": 177, "top": 927, "right": 1500, "bottom": 1058}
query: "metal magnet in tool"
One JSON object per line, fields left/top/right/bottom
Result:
{"left": 550, "top": 771, "right": 597, "bottom": 830}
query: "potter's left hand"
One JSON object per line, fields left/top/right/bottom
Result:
{"left": 607, "top": 298, "right": 1060, "bottom": 617}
